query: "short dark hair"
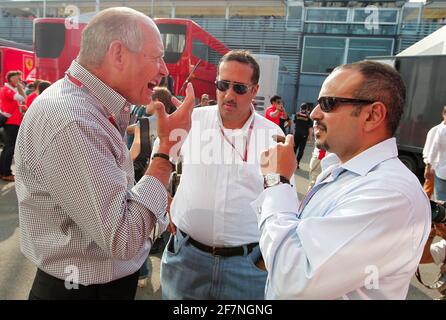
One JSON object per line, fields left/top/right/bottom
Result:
{"left": 300, "top": 102, "right": 310, "bottom": 110}
{"left": 6, "top": 70, "right": 21, "bottom": 83}
{"left": 152, "top": 87, "right": 176, "bottom": 114}
{"left": 270, "top": 95, "right": 281, "bottom": 104}
{"left": 335, "top": 60, "right": 406, "bottom": 135}
{"left": 218, "top": 50, "right": 260, "bottom": 84}
{"left": 37, "top": 81, "right": 51, "bottom": 94}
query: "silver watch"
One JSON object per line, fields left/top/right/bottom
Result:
{"left": 263, "top": 173, "right": 290, "bottom": 189}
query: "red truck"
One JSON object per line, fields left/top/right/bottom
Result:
{"left": 0, "top": 46, "right": 35, "bottom": 85}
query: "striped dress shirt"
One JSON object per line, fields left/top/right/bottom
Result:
{"left": 15, "top": 60, "right": 168, "bottom": 285}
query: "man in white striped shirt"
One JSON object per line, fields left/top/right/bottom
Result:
{"left": 15, "top": 7, "right": 194, "bottom": 299}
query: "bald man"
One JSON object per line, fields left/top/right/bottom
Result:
{"left": 15, "top": 7, "right": 195, "bottom": 300}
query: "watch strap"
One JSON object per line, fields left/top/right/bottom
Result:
{"left": 152, "top": 152, "right": 175, "bottom": 171}
{"left": 279, "top": 176, "right": 290, "bottom": 185}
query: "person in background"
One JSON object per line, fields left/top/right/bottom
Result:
{"left": 293, "top": 103, "right": 313, "bottom": 169}
{"left": 126, "top": 104, "right": 147, "bottom": 148}
{"left": 265, "top": 95, "right": 286, "bottom": 132}
{"left": 0, "top": 70, "right": 26, "bottom": 182}
{"left": 425, "top": 106, "right": 446, "bottom": 201}
{"left": 25, "top": 81, "right": 38, "bottom": 96}
{"left": 420, "top": 222, "right": 446, "bottom": 265}
{"left": 307, "top": 146, "right": 328, "bottom": 191}
{"left": 129, "top": 86, "right": 177, "bottom": 288}
{"left": 423, "top": 119, "right": 442, "bottom": 199}
{"left": 25, "top": 80, "right": 51, "bottom": 110}
{"left": 195, "top": 93, "right": 209, "bottom": 108}
{"left": 279, "top": 102, "right": 292, "bottom": 134}
{"left": 419, "top": 219, "right": 446, "bottom": 299}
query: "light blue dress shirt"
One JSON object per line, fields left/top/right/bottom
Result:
{"left": 252, "top": 138, "right": 431, "bottom": 299}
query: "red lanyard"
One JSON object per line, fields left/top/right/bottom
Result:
{"left": 219, "top": 117, "right": 255, "bottom": 162}
{"left": 66, "top": 72, "right": 119, "bottom": 130}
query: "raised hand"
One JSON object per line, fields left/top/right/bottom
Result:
{"left": 154, "top": 83, "right": 195, "bottom": 157}
{"left": 260, "top": 134, "right": 296, "bottom": 180}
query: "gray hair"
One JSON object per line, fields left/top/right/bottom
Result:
{"left": 78, "top": 7, "right": 149, "bottom": 67}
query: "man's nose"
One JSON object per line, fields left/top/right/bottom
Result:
{"left": 224, "top": 85, "right": 238, "bottom": 100}
{"left": 310, "top": 104, "right": 322, "bottom": 121}
{"left": 160, "top": 59, "right": 168, "bottom": 76}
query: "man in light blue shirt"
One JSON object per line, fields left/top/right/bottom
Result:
{"left": 253, "top": 60, "right": 431, "bottom": 299}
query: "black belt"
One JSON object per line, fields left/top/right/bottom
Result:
{"left": 180, "top": 230, "right": 258, "bottom": 257}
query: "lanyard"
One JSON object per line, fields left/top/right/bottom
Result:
{"left": 219, "top": 116, "right": 255, "bottom": 162}
{"left": 66, "top": 72, "right": 119, "bottom": 131}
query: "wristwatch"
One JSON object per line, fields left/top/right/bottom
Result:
{"left": 263, "top": 173, "right": 290, "bottom": 189}
{"left": 151, "top": 152, "right": 176, "bottom": 171}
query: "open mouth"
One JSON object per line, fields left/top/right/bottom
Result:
{"left": 147, "top": 80, "right": 158, "bottom": 91}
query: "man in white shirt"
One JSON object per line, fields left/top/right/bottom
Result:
{"left": 253, "top": 60, "right": 431, "bottom": 299}
{"left": 423, "top": 122, "right": 442, "bottom": 198}
{"left": 160, "top": 50, "right": 283, "bottom": 299}
{"left": 421, "top": 222, "right": 446, "bottom": 266}
{"left": 426, "top": 106, "right": 446, "bottom": 201}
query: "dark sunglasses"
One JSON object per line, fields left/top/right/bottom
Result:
{"left": 215, "top": 80, "right": 253, "bottom": 95}
{"left": 317, "top": 96, "right": 375, "bottom": 112}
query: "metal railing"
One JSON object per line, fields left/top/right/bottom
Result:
{"left": 192, "top": 18, "right": 303, "bottom": 81}
{"left": 304, "top": 22, "right": 398, "bottom": 36}
{"left": 397, "top": 22, "right": 446, "bottom": 53}
{"left": 0, "top": 16, "right": 33, "bottom": 45}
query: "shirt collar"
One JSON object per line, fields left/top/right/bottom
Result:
{"left": 217, "top": 105, "right": 256, "bottom": 131}
{"left": 321, "top": 138, "right": 398, "bottom": 177}
{"left": 66, "top": 60, "right": 130, "bottom": 117}
{"left": 5, "top": 83, "right": 17, "bottom": 92}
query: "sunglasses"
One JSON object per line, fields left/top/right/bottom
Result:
{"left": 317, "top": 96, "right": 375, "bottom": 112}
{"left": 215, "top": 80, "right": 254, "bottom": 95}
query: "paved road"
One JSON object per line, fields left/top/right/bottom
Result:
{"left": 0, "top": 144, "right": 441, "bottom": 299}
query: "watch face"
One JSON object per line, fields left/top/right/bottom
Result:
{"left": 265, "top": 173, "right": 280, "bottom": 187}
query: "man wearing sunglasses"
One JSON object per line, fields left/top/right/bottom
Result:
{"left": 160, "top": 50, "right": 284, "bottom": 299}
{"left": 252, "top": 60, "right": 430, "bottom": 299}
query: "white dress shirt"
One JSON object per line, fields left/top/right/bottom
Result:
{"left": 428, "top": 123, "right": 446, "bottom": 179}
{"left": 431, "top": 239, "right": 446, "bottom": 265}
{"left": 171, "top": 105, "right": 283, "bottom": 246}
{"left": 423, "top": 123, "right": 441, "bottom": 165}
{"left": 252, "top": 138, "right": 431, "bottom": 299}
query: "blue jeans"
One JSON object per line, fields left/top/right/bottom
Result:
{"left": 160, "top": 231, "right": 267, "bottom": 300}
{"left": 139, "top": 257, "right": 150, "bottom": 279}
{"left": 435, "top": 175, "right": 446, "bottom": 202}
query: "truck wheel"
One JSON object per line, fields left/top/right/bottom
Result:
{"left": 399, "top": 154, "right": 417, "bottom": 174}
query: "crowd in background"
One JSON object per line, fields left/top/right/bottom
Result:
{"left": 0, "top": 71, "right": 51, "bottom": 182}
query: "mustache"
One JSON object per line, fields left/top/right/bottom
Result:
{"left": 223, "top": 99, "right": 236, "bottom": 106}
{"left": 313, "top": 122, "right": 327, "bottom": 131}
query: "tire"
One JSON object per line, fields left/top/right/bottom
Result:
{"left": 398, "top": 154, "right": 418, "bottom": 175}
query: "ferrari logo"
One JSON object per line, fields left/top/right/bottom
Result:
{"left": 24, "top": 57, "right": 34, "bottom": 71}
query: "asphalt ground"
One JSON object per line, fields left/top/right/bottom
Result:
{"left": 0, "top": 143, "right": 441, "bottom": 300}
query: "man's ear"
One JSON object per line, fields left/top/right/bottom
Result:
{"left": 107, "top": 40, "right": 126, "bottom": 71}
{"left": 252, "top": 84, "right": 259, "bottom": 97}
{"left": 363, "top": 102, "right": 387, "bottom": 133}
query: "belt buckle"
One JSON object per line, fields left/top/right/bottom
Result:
{"left": 212, "top": 247, "right": 221, "bottom": 257}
